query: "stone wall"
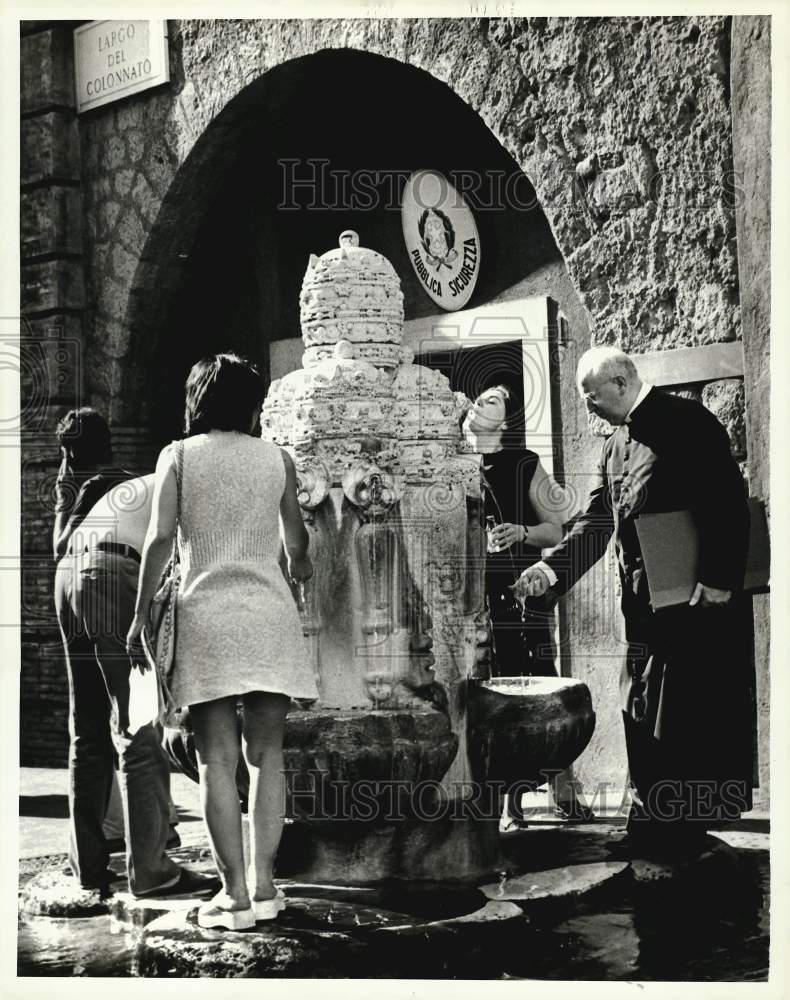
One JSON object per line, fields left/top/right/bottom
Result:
{"left": 731, "top": 15, "right": 771, "bottom": 808}
{"left": 19, "top": 18, "right": 767, "bottom": 790}
{"left": 20, "top": 22, "right": 85, "bottom": 766}
{"left": 68, "top": 16, "right": 741, "bottom": 428}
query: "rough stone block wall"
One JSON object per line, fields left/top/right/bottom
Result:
{"left": 71, "top": 16, "right": 741, "bottom": 427}
{"left": 730, "top": 15, "right": 770, "bottom": 808}
{"left": 20, "top": 22, "right": 84, "bottom": 766}
{"left": 701, "top": 377, "right": 746, "bottom": 457}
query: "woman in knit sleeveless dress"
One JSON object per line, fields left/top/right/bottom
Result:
{"left": 128, "top": 354, "right": 317, "bottom": 931}
{"left": 171, "top": 431, "right": 316, "bottom": 707}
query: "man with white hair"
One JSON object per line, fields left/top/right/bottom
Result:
{"left": 513, "top": 345, "right": 753, "bottom": 859}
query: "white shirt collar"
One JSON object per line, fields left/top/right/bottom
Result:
{"left": 625, "top": 382, "right": 653, "bottom": 423}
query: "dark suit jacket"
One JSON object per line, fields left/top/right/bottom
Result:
{"left": 543, "top": 389, "right": 755, "bottom": 813}
{"left": 545, "top": 388, "right": 750, "bottom": 614}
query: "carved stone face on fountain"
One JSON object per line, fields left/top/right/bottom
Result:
{"left": 363, "top": 626, "right": 437, "bottom": 706}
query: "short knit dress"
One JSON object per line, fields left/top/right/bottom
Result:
{"left": 170, "top": 431, "right": 319, "bottom": 707}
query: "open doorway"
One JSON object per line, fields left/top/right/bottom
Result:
{"left": 414, "top": 305, "right": 584, "bottom": 822}
{"left": 407, "top": 295, "right": 559, "bottom": 476}
{"left": 414, "top": 340, "right": 526, "bottom": 445}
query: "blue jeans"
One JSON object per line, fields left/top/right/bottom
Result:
{"left": 54, "top": 551, "right": 180, "bottom": 893}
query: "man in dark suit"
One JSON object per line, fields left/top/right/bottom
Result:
{"left": 514, "top": 347, "right": 753, "bottom": 859}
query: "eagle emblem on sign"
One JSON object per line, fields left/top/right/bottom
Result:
{"left": 418, "top": 208, "right": 459, "bottom": 272}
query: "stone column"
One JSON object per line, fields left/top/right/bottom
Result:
{"left": 20, "top": 21, "right": 84, "bottom": 765}
{"left": 730, "top": 15, "right": 771, "bottom": 810}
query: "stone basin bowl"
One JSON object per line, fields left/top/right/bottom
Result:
{"left": 467, "top": 676, "right": 595, "bottom": 789}
{"left": 163, "top": 705, "right": 458, "bottom": 822}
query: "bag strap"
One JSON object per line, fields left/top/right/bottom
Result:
{"left": 170, "top": 439, "right": 184, "bottom": 567}
{"left": 174, "top": 438, "right": 184, "bottom": 528}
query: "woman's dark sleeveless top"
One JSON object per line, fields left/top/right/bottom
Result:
{"left": 482, "top": 448, "right": 543, "bottom": 579}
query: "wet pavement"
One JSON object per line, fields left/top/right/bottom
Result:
{"left": 17, "top": 768, "right": 770, "bottom": 980}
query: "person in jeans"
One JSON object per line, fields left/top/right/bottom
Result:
{"left": 53, "top": 408, "right": 211, "bottom": 897}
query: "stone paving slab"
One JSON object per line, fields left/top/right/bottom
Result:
{"left": 134, "top": 879, "right": 526, "bottom": 976}
{"left": 110, "top": 879, "right": 221, "bottom": 927}
{"left": 19, "top": 767, "right": 205, "bottom": 860}
{"left": 137, "top": 907, "right": 368, "bottom": 978}
{"left": 480, "top": 861, "right": 629, "bottom": 902}
{"left": 426, "top": 898, "right": 524, "bottom": 928}
{"left": 712, "top": 829, "right": 769, "bottom": 852}
{"left": 19, "top": 871, "right": 116, "bottom": 917}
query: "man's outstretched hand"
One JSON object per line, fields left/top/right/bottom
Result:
{"left": 689, "top": 582, "right": 732, "bottom": 607}
{"left": 510, "top": 566, "right": 551, "bottom": 601}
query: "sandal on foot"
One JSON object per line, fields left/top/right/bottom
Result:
{"left": 133, "top": 868, "right": 219, "bottom": 900}
{"left": 251, "top": 887, "right": 286, "bottom": 922}
{"left": 197, "top": 897, "right": 255, "bottom": 931}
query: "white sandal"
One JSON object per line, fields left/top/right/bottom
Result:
{"left": 197, "top": 897, "right": 255, "bottom": 931}
{"left": 251, "top": 887, "right": 286, "bottom": 922}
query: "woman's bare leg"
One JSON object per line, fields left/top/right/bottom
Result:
{"left": 190, "top": 696, "right": 250, "bottom": 909}
{"left": 241, "top": 691, "right": 290, "bottom": 901}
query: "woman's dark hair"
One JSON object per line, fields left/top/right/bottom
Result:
{"left": 486, "top": 383, "right": 521, "bottom": 431}
{"left": 55, "top": 407, "right": 112, "bottom": 469}
{"left": 184, "top": 354, "right": 267, "bottom": 436}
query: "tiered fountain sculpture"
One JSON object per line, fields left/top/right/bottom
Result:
{"left": 253, "top": 231, "right": 595, "bottom": 881}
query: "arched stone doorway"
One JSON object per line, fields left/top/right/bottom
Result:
{"left": 117, "top": 45, "right": 622, "bottom": 802}
{"left": 121, "top": 48, "right": 583, "bottom": 440}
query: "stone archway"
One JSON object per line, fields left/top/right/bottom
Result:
{"left": 79, "top": 16, "right": 738, "bottom": 433}
{"left": 160, "top": 16, "right": 737, "bottom": 354}
{"left": 101, "top": 24, "right": 738, "bottom": 801}
{"left": 118, "top": 45, "right": 570, "bottom": 437}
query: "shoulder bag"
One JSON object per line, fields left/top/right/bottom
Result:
{"left": 142, "top": 439, "right": 184, "bottom": 728}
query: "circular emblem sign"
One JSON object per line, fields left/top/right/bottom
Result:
{"left": 401, "top": 170, "right": 481, "bottom": 311}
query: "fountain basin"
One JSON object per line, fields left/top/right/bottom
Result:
{"left": 284, "top": 707, "right": 459, "bottom": 821}
{"left": 164, "top": 705, "right": 458, "bottom": 822}
{"left": 468, "top": 676, "right": 595, "bottom": 788}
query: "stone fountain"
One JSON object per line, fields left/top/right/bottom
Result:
{"left": 161, "top": 230, "right": 595, "bottom": 883}
{"left": 253, "top": 230, "right": 595, "bottom": 882}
